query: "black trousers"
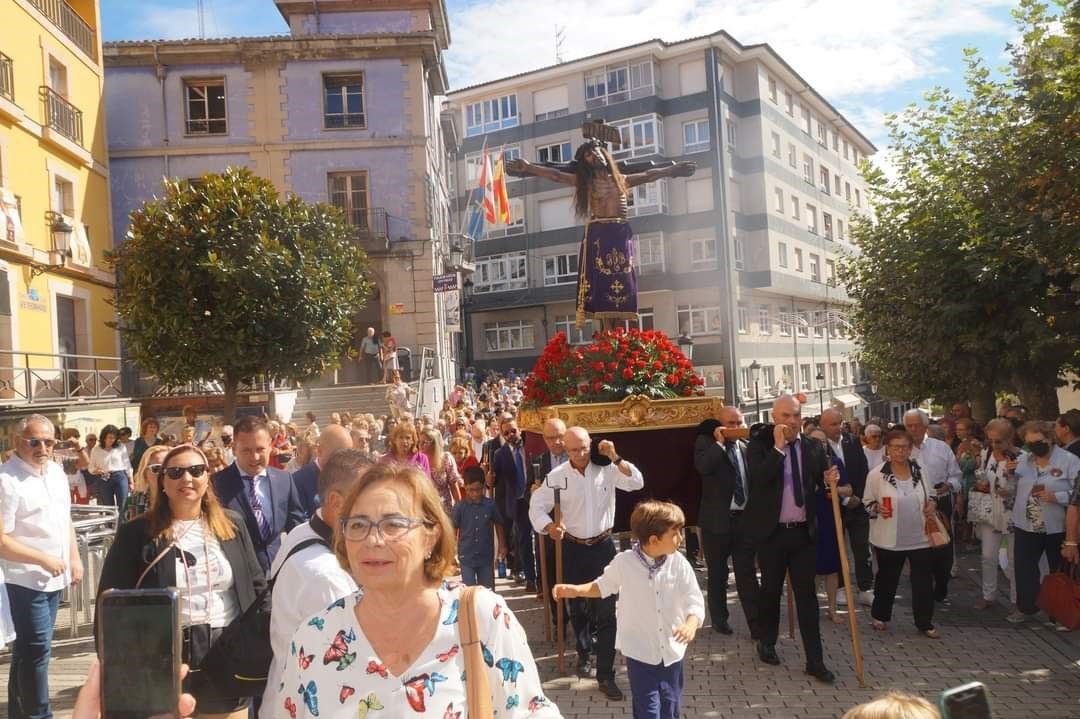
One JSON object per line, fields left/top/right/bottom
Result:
{"left": 871, "top": 546, "right": 935, "bottom": 631}
{"left": 510, "top": 497, "right": 536, "bottom": 584}
{"left": 563, "top": 537, "right": 618, "bottom": 681}
{"left": 1013, "top": 529, "right": 1064, "bottom": 615}
{"left": 756, "top": 524, "right": 824, "bottom": 666}
{"left": 930, "top": 494, "right": 954, "bottom": 601}
{"left": 701, "top": 514, "right": 761, "bottom": 637}
{"left": 842, "top": 509, "right": 874, "bottom": 592}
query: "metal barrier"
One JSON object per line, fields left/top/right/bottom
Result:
{"left": 65, "top": 505, "right": 119, "bottom": 637}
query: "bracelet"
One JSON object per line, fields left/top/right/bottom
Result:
{"left": 611, "top": 456, "right": 622, "bottom": 465}
{"left": 1065, "top": 542, "right": 1079, "bottom": 547}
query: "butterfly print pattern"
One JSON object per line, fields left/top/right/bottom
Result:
{"left": 275, "top": 583, "right": 559, "bottom": 717}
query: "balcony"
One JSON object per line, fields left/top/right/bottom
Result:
{"left": 40, "top": 85, "right": 83, "bottom": 145}
{"left": 29, "top": 0, "right": 97, "bottom": 61}
{"left": 0, "top": 53, "right": 12, "bottom": 103}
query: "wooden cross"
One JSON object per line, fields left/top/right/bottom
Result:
{"left": 582, "top": 119, "right": 623, "bottom": 149}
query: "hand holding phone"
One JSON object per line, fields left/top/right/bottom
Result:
{"left": 74, "top": 660, "right": 195, "bottom": 719}
{"left": 939, "top": 681, "right": 991, "bottom": 718}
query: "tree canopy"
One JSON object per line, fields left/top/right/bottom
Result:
{"left": 843, "top": 0, "right": 1080, "bottom": 420}
{"left": 108, "top": 167, "right": 372, "bottom": 420}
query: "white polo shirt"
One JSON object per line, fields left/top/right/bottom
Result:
{"left": 0, "top": 454, "right": 73, "bottom": 592}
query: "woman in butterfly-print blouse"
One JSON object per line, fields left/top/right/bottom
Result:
{"left": 273, "top": 463, "right": 561, "bottom": 719}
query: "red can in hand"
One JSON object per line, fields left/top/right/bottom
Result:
{"left": 881, "top": 496, "right": 893, "bottom": 516}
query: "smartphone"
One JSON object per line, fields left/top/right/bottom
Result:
{"left": 97, "top": 588, "right": 182, "bottom": 719}
{"left": 939, "top": 681, "right": 991, "bottom": 719}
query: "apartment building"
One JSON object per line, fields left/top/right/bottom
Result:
{"left": 446, "top": 31, "right": 877, "bottom": 421}
{"left": 103, "top": 0, "right": 463, "bottom": 387}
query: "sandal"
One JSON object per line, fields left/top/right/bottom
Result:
{"left": 974, "top": 598, "right": 991, "bottom": 610}
{"left": 924, "top": 628, "right": 941, "bottom": 639}
{"left": 871, "top": 619, "right": 887, "bottom": 631}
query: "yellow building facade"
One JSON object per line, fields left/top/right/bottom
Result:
{"left": 0, "top": 0, "right": 119, "bottom": 407}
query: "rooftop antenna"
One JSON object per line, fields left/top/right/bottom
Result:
{"left": 196, "top": 0, "right": 206, "bottom": 39}
{"left": 555, "top": 24, "right": 566, "bottom": 63}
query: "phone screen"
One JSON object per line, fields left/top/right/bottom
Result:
{"left": 99, "top": 589, "right": 180, "bottom": 719}
{"left": 941, "top": 683, "right": 991, "bottom": 719}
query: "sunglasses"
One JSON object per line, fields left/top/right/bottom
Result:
{"left": 148, "top": 463, "right": 163, "bottom": 475}
{"left": 162, "top": 464, "right": 208, "bottom": 480}
{"left": 25, "top": 438, "right": 56, "bottom": 448}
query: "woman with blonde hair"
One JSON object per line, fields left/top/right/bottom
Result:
{"left": 841, "top": 692, "right": 939, "bottom": 719}
{"left": 123, "top": 443, "right": 171, "bottom": 521}
{"left": 97, "top": 444, "right": 266, "bottom": 719}
{"left": 379, "top": 421, "right": 431, "bottom": 475}
{"left": 273, "top": 463, "right": 559, "bottom": 718}
{"left": 419, "top": 427, "right": 462, "bottom": 514}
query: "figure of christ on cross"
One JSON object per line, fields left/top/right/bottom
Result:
{"left": 507, "top": 132, "right": 695, "bottom": 331}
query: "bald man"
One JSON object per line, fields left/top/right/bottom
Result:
{"left": 292, "top": 423, "right": 354, "bottom": 518}
{"left": 744, "top": 396, "right": 837, "bottom": 683}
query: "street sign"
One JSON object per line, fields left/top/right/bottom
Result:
{"left": 432, "top": 273, "right": 459, "bottom": 292}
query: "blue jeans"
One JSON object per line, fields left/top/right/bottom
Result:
{"left": 95, "top": 470, "right": 129, "bottom": 508}
{"left": 627, "top": 657, "right": 683, "bottom": 719}
{"left": 459, "top": 559, "right": 495, "bottom": 589}
{"left": 7, "top": 584, "right": 61, "bottom": 719}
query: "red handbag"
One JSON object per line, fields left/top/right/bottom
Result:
{"left": 1037, "top": 561, "right": 1080, "bottom": 630}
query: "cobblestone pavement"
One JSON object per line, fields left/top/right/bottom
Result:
{"left": 2, "top": 546, "right": 1078, "bottom": 717}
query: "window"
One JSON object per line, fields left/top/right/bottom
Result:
{"left": 611, "top": 114, "right": 663, "bottom": 159}
{"left": 791, "top": 196, "right": 800, "bottom": 221}
{"left": 737, "top": 304, "right": 750, "bottom": 333}
{"left": 554, "top": 315, "right": 593, "bottom": 344}
{"left": 800, "top": 364, "right": 811, "bottom": 390}
{"left": 809, "top": 253, "right": 820, "bottom": 282}
{"left": 474, "top": 252, "right": 527, "bottom": 293}
{"left": 184, "top": 79, "right": 227, "bottom": 135}
{"left": 768, "top": 76, "right": 778, "bottom": 102}
{"left": 833, "top": 130, "right": 839, "bottom": 152}
{"left": 843, "top": 139, "right": 850, "bottom": 160}
{"left": 784, "top": 90, "right": 794, "bottom": 115}
{"left": 830, "top": 362, "right": 839, "bottom": 387}
{"left": 834, "top": 174, "right": 842, "bottom": 196}
{"left": 826, "top": 259, "right": 836, "bottom": 285}
{"left": 803, "top": 154, "right": 814, "bottom": 184}
{"left": 806, "top": 204, "right": 818, "bottom": 234}
{"left": 845, "top": 182, "right": 852, "bottom": 202}
{"left": 855, "top": 188, "right": 862, "bottom": 208}
{"left": 801, "top": 106, "right": 812, "bottom": 134}
{"left": 817, "top": 121, "right": 827, "bottom": 146}
{"left": 823, "top": 212, "right": 833, "bottom": 240}
{"left": 762, "top": 365, "right": 776, "bottom": 390}
{"left": 725, "top": 118, "right": 736, "bottom": 147}
{"left": 465, "top": 93, "right": 518, "bottom": 136}
{"left": 794, "top": 248, "right": 804, "bottom": 272}
{"left": 677, "top": 304, "right": 724, "bottom": 336}
{"left": 770, "top": 132, "right": 781, "bottom": 158}
{"left": 543, "top": 253, "right": 578, "bottom": 286}
{"left": 759, "top": 305, "right": 771, "bottom": 335}
{"left": 851, "top": 360, "right": 859, "bottom": 383}
{"left": 837, "top": 219, "right": 845, "bottom": 241}
{"left": 465, "top": 147, "right": 521, "bottom": 185}
{"left": 533, "top": 85, "right": 569, "bottom": 121}
{"left": 840, "top": 362, "right": 848, "bottom": 386}
{"left": 683, "top": 119, "right": 710, "bottom": 153}
{"left": 484, "top": 320, "right": 533, "bottom": 352}
{"left": 537, "top": 141, "right": 572, "bottom": 164}
{"left": 853, "top": 148, "right": 860, "bottom": 165}
{"left": 813, "top": 312, "right": 825, "bottom": 338}
{"left": 689, "top": 237, "right": 717, "bottom": 271}
{"left": 626, "top": 179, "right": 666, "bottom": 217}
{"left": 788, "top": 142, "right": 797, "bottom": 168}
{"left": 779, "top": 315, "right": 792, "bottom": 337}
{"left": 585, "top": 59, "right": 654, "bottom": 107}
{"left": 733, "top": 234, "right": 744, "bottom": 270}
{"left": 634, "top": 233, "right": 664, "bottom": 274}
{"left": 323, "top": 74, "right": 365, "bottom": 129}
{"left": 778, "top": 242, "right": 788, "bottom": 268}
{"left": 328, "top": 172, "right": 369, "bottom": 230}
{"left": 483, "top": 197, "right": 525, "bottom": 237}
{"left": 622, "top": 307, "right": 655, "bottom": 332}
{"left": 816, "top": 363, "right": 827, "bottom": 386}
{"left": 819, "top": 166, "right": 830, "bottom": 193}
{"left": 774, "top": 187, "right": 784, "bottom": 212}
{"left": 782, "top": 364, "right": 795, "bottom": 390}
{"left": 49, "top": 56, "right": 69, "bottom": 96}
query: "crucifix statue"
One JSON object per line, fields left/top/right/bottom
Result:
{"left": 506, "top": 120, "right": 696, "bottom": 330}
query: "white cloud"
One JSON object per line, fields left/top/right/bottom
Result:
{"left": 126, "top": 0, "right": 284, "bottom": 41}
{"left": 446, "top": 0, "right": 1015, "bottom": 100}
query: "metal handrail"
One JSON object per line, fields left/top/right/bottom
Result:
{"left": 29, "top": 0, "right": 97, "bottom": 61}
{"left": 40, "top": 86, "right": 84, "bottom": 147}
{"left": 0, "top": 349, "right": 122, "bottom": 404}
{"left": 0, "top": 53, "right": 13, "bottom": 103}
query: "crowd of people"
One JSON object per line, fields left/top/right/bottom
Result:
{"left": 0, "top": 377, "right": 1077, "bottom": 718}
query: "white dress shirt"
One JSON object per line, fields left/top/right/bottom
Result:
{"left": 910, "top": 436, "right": 962, "bottom": 492}
{"left": 595, "top": 550, "right": 705, "bottom": 666}
{"left": 260, "top": 514, "right": 357, "bottom": 719}
{"left": 864, "top": 446, "right": 886, "bottom": 472}
{"left": 235, "top": 461, "right": 275, "bottom": 528}
{"left": 89, "top": 444, "right": 131, "bottom": 475}
{"left": 529, "top": 460, "right": 644, "bottom": 537}
{"left": 0, "top": 455, "right": 73, "bottom": 592}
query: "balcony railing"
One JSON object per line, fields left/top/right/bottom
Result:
{"left": 41, "top": 86, "right": 83, "bottom": 147}
{"left": 29, "top": 0, "right": 97, "bottom": 61}
{"left": 342, "top": 207, "right": 413, "bottom": 251}
{"left": 0, "top": 53, "right": 13, "bottom": 103}
{"left": 0, "top": 350, "right": 123, "bottom": 405}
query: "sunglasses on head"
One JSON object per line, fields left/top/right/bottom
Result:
{"left": 161, "top": 464, "right": 208, "bottom": 480}
{"left": 26, "top": 438, "right": 56, "bottom": 448}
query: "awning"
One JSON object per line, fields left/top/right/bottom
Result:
{"left": 832, "top": 393, "right": 863, "bottom": 408}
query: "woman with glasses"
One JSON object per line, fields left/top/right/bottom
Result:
{"left": 89, "top": 424, "right": 133, "bottom": 509}
{"left": 863, "top": 428, "right": 942, "bottom": 638}
{"left": 970, "top": 418, "right": 1019, "bottom": 610}
{"left": 123, "top": 443, "right": 170, "bottom": 522}
{"left": 380, "top": 422, "right": 431, "bottom": 476}
{"left": 97, "top": 444, "right": 266, "bottom": 719}
{"left": 274, "top": 463, "right": 559, "bottom": 718}
{"left": 419, "top": 428, "right": 462, "bottom": 516}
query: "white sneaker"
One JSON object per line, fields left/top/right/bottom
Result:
{"left": 1006, "top": 611, "right": 1030, "bottom": 624}
{"left": 858, "top": 590, "right": 875, "bottom": 607}
{"left": 836, "top": 588, "right": 848, "bottom": 606}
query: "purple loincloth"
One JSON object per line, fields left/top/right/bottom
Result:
{"left": 575, "top": 218, "right": 638, "bottom": 327}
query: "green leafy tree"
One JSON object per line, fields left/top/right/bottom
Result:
{"left": 844, "top": 0, "right": 1079, "bottom": 420}
{"left": 108, "top": 167, "right": 372, "bottom": 421}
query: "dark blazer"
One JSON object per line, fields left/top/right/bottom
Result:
{"left": 694, "top": 435, "right": 747, "bottom": 534}
{"left": 96, "top": 510, "right": 267, "bottom": 634}
{"left": 291, "top": 461, "right": 320, "bottom": 519}
{"left": 492, "top": 442, "right": 525, "bottom": 519}
{"left": 830, "top": 431, "right": 871, "bottom": 500}
{"left": 212, "top": 463, "right": 306, "bottom": 573}
{"left": 744, "top": 426, "right": 829, "bottom": 543}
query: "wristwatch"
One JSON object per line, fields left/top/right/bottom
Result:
{"left": 611, "top": 455, "right": 622, "bottom": 465}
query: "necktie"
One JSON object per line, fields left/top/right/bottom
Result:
{"left": 513, "top": 446, "right": 527, "bottom": 499}
{"left": 788, "top": 441, "right": 804, "bottom": 507}
{"left": 244, "top": 475, "right": 272, "bottom": 541}
{"left": 727, "top": 442, "right": 746, "bottom": 506}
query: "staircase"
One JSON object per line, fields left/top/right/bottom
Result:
{"left": 287, "top": 382, "right": 419, "bottom": 427}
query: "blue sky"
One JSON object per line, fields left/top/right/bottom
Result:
{"left": 100, "top": 0, "right": 1024, "bottom": 154}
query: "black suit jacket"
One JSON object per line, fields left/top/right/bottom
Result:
{"left": 492, "top": 442, "right": 527, "bottom": 518}
{"left": 292, "top": 461, "right": 320, "bottom": 519}
{"left": 830, "top": 431, "right": 870, "bottom": 499}
{"left": 212, "top": 463, "right": 306, "bottom": 573}
{"left": 744, "top": 428, "right": 829, "bottom": 543}
{"left": 694, "top": 435, "right": 747, "bottom": 534}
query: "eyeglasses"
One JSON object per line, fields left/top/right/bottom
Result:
{"left": 162, "top": 464, "right": 208, "bottom": 480}
{"left": 147, "top": 463, "right": 163, "bottom": 475}
{"left": 25, "top": 438, "right": 56, "bottom": 448}
{"left": 339, "top": 515, "right": 432, "bottom": 542}
{"left": 887, "top": 444, "right": 912, "bottom": 451}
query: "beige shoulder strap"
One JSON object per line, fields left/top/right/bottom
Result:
{"left": 458, "top": 586, "right": 494, "bottom": 718}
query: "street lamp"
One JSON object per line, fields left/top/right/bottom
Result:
{"left": 749, "top": 359, "right": 761, "bottom": 423}
{"left": 461, "top": 278, "right": 475, "bottom": 368}
{"left": 447, "top": 241, "right": 464, "bottom": 270}
{"left": 677, "top": 333, "right": 694, "bottom": 361}
{"left": 815, "top": 370, "right": 826, "bottom": 415}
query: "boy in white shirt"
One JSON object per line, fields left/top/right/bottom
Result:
{"left": 554, "top": 500, "right": 705, "bottom": 719}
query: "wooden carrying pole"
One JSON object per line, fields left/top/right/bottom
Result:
{"left": 538, "top": 533, "right": 552, "bottom": 642}
{"left": 829, "top": 476, "right": 866, "bottom": 687}
{"left": 785, "top": 571, "right": 796, "bottom": 639}
{"left": 553, "top": 494, "right": 566, "bottom": 677}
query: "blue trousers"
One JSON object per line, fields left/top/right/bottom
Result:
{"left": 459, "top": 559, "right": 495, "bottom": 589}
{"left": 627, "top": 656, "right": 683, "bottom": 719}
{"left": 7, "top": 584, "right": 61, "bottom": 719}
{"left": 95, "top": 470, "right": 129, "bottom": 508}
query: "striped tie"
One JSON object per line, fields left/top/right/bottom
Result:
{"left": 244, "top": 475, "right": 272, "bottom": 541}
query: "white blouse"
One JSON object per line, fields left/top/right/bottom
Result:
{"left": 90, "top": 444, "right": 131, "bottom": 475}
{"left": 172, "top": 519, "right": 239, "bottom": 629}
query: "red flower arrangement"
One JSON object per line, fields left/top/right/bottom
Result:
{"left": 522, "top": 327, "right": 706, "bottom": 408}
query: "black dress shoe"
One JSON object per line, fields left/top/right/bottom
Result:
{"left": 597, "top": 678, "right": 624, "bottom": 701}
{"left": 805, "top": 663, "right": 836, "bottom": 683}
{"left": 755, "top": 641, "right": 781, "bottom": 665}
{"left": 713, "top": 619, "right": 734, "bottom": 635}
{"left": 576, "top": 654, "right": 593, "bottom": 678}
{"left": 524, "top": 581, "right": 538, "bottom": 593}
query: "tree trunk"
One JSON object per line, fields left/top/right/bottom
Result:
{"left": 1013, "top": 371, "right": 1061, "bottom": 420}
{"left": 223, "top": 371, "right": 239, "bottom": 425}
{"left": 970, "top": 387, "right": 997, "bottom": 425}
